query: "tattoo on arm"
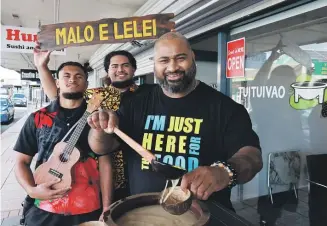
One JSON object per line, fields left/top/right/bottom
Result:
{"left": 228, "top": 148, "right": 263, "bottom": 184}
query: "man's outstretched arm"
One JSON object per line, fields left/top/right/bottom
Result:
{"left": 34, "top": 45, "right": 58, "bottom": 100}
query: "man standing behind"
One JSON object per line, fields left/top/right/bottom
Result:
{"left": 88, "top": 32, "right": 263, "bottom": 210}
{"left": 14, "top": 62, "right": 118, "bottom": 225}
{"left": 34, "top": 47, "right": 138, "bottom": 201}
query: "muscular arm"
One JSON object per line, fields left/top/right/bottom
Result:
{"left": 37, "top": 65, "right": 58, "bottom": 101}
{"left": 14, "top": 153, "right": 36, "bottom": 196}
{"left": 228, "top": 146, "right": 263, "bottom": 184}
{"left": 88, "top": 129, "right": 120, "bottom": 155}
{"left": 99, "top": 155, "right": 113, "bottom": 208}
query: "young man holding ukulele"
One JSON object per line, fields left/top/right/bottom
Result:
{"left": 14, "top": 62, "right": 118, "bottom": 226}
{"left": 34, "top": 46, "right": 139, "bottom": 202}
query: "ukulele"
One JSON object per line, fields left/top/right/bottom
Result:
{"left": 33, "top": 94, "right": 104, "bottom": 190}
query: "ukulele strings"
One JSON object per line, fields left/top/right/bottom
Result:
{"left": 53, "top": 109, "right": 83, "bottom": 172}
{"left": 54, "top": 113, "right": 88, "bottom": 172}
{"left": 54, "top": 135, "right": 74, "bottom": 172}
{"left": 52, "top": 96, "right": 102, "bottom": 178}
{"left": 55, "top": 118, "right": 84, "bottom": 172}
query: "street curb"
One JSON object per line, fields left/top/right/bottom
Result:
{"left": 0, "top": 115, "right": 28, "bottom": 139}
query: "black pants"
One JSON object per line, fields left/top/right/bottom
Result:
{"left": 24, "top": 205, "right": 101, "bottom": 226}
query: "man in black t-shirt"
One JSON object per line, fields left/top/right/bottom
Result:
{"left": 88, "top": 32, "right": 263, "bottom": 210}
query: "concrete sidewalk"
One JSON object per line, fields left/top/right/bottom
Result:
{"left": 1, "top": 104, "right": 48, "bottom": 225}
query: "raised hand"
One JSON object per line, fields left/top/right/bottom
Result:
{"left": 33, "top": 43, "right": 52, "bottom": 69}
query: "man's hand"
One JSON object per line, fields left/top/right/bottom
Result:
{"left": 29, "top": 179, "right": 71, "bottom": 200}
{"left": 180, "top": 166, "right": 230, "bottom": 200}
{"left": 88, "top": 110, "right": 120, "bottom": 155}
{"left": 87, "top": 109, "right": 118, "bottom": 134}
{"left": 33, "top": 43, "right": 51, "bottom": 69}
{"left": 99, "top": 206, "right": 110, "bottom": 222}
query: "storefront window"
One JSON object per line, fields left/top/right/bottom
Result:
{"left": 191, "top": 37, "right": 219, "bottom": 89}
{"left": 229, "top": 9, "right": 327, "bottom": 226}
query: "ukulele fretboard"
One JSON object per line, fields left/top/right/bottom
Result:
{"left": 64, "top": 111, "right": 91, "bottom": 156}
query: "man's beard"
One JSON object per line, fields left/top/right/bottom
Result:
{"left": 156, "top": 60, "right": 197, "bottom": 93}
{"left": 105, "top": 73, "right": 135, "bottom": 89}
{"left": 62, "top": 92, "right": 84, "bottom": 100}
{"left": 111, "top": 78, "right": 135, "bottom": 89}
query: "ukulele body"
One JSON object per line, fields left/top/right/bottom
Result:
{"left": 34, "top": 142, "right": 81, "bottom": 190}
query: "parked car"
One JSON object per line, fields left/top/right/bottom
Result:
{"left": 12, "top": 93, "right": 27, "bottom": 107}
{"left": 0, "top": 98, "right": 15, "bottom": 123}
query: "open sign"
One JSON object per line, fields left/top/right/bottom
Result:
{"left": 226, "top": 38, "right": 245, "bottom": 78}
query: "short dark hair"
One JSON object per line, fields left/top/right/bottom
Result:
{"left": 56, "top": 61, "right": 88, "bottom": 79}
{"left": 104, "top": 50, "right": 137, "bottom": 73}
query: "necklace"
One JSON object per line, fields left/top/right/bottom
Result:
{"left": 65, "top": 111, "right": 75, "bottom": 120}
{"left": 61, "top": 107, "right": 79, "bottom": 126}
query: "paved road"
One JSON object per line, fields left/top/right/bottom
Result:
{"left": 1, "top": 106, "right": 28, "bottom": 134}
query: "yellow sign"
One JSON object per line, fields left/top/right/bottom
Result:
{"left": 38, "top": 14, "right": 175, "bottom": 50}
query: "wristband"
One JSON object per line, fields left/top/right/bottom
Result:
{"left": 211, "top": 161, "right": 237, "bottom": 189}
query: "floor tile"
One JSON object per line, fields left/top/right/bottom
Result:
{"left": 1, "top": 216, "right": 21, "bottom": 226}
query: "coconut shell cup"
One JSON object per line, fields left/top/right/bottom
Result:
{"left": 160, "top": 186, "right": 192, "bottom": 215}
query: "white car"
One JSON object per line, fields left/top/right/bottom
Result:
{"left": 12, "top": 93, "right": 27, "bottom": 107}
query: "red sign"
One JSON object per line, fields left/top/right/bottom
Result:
{"left": 1, "top": 25, "right": 65, "bottom": 55}
{"left": 226, "top": 38, "right": 245, "bottom": 78}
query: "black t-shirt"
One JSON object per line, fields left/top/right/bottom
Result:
{"left": 117, "top": 82, "right": 260, "bottom": 209}
{"left": 14, "top": 100, "right": 95, "bottom": 168}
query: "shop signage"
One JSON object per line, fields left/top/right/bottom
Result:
{"left": 312, "top": 59, "right": 327, "bottom": 76}
{"left": 38, "top": 14, "right": 175, "bottom": 51}
{"left": 21, "top": 69, "right": 56, "bottom": 81}
{"left": 226, "top": 37, "right": 245, "bottom": 78}
{"left": 238, "top": 86, "right": 286, "bottom": 99}
{"left": 1, "top": 25, "right": 65, "bottom": 55}
{"left": 289, "top": 74, "right": 327, "bottom": 110}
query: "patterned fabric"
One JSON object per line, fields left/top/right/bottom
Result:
{"left": 83, "top": 84, "right": 138, "bottom": 197}
{"left": 83, "top": 84, "right": 138, "bottom": 111}
{"left": 84, "top": 86, "right": 121, "bottom": 111}
{"left": 35, "top": 157, "right": 101, "bottom": 215}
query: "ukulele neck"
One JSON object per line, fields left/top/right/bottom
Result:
{"left": 65, "top": 111, "right": 91, "bottom": 154}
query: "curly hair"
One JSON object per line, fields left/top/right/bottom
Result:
{"left": 103, "top": 50, "right": 137, "bottom": 73}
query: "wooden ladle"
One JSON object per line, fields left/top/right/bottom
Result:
{"left": 113, "top": 127, "right": 187, "bottom": 180}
